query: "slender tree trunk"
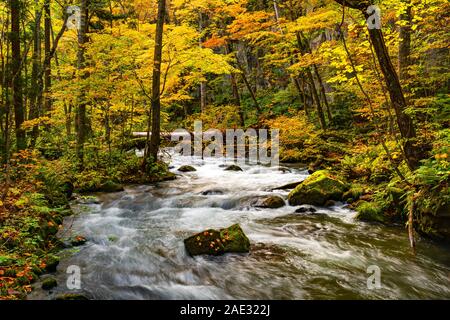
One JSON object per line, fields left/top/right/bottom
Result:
{"left": 44, "top": 0, "right": 52, "bottom": 114}
{"left": 10, "top": 0, "right": 25, "bottom": 150}
{"left": 29, "top": 4, "right": 42, "bottom": 147}
{"left": 225, "top": 44, "right": 245, "bottom": 127}
{"left": 198, "top": 11, "right": 207, "bottom": 112}
{"left": 399, "top": 0, "right": 412, "bottom": 84}
{"left": 235, "top": 54, "right": 261, "bottom": 114}
{"left": 76, "top": 0, "right": 89, "bottom": 169}
{"left": 147, "top": 0, "right": 166, "bottom": 164}
{"left": 313, "top": 64, "right": 332, "bottom": 122}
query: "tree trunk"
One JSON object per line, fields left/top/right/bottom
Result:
{"left": 333, "top": 0, "right": 420, "bottom": 169}
{"left": 10, "top": 0, "right": 25, "bottom": 150}
{"left": 399, "top": 0, "right": 412, "bottom": 83}
{"left": 44, "top": 0, "right": 52, "bottom": 114}
{"left": 29, "top": 4, "right": 42, "bottom": 147}
{"left": 147, "top": 0, "right": 166, "bottom": 164}
{"left": 76, "top": 0, "right": 89, "bottom": 169}
{"left": 198, "top": 11, "right": 207, "bottom": 112}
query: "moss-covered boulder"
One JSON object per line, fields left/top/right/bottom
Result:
{"left": 178, "top": 165, "right": 197, "bottom": 172}
{"left": 224, "top": 165, "right": 243, "bottom": 172}
{"left": 288, "top": 170, "right": 347, "bottom": 206}
{"left": 355, "top": 201, "right": 385, "bottom": 223}
{"left": 184, "top": 224, "right": 250, "bottom": 256}
{"left": 42, "top": 277, "right": 57, "bottom": 290}
{"left": 256, "top": 196, "right": 285, "bottom": 209}
{"left": 43, "top": 255, "right": 60, "bottom": 273}
{"left": 98, "top": 181, "right": 124, "bottom": 193}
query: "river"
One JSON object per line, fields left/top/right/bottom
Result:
{"left": 29, "top": 153, "right": 450, "bottom": 300}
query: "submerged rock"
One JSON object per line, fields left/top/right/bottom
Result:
{"left": 295, "top": 207, "right": 317, "bottom": 214}
{"left": 41, "top": 277, "right": 57, "bottom": 290}
{"left": 256, "top": 196, "right": 285, "bottom": 209}
{"left": 224, "top": 165, "right": 243, "bottom": 172}
{"left": 288, "top": 170, "right": 347, "bottom": 206}
{"left": 184, "top": 224, "right": 250, "bottom": 256}
{"left": 201, "top": 189, "right": 225, "bottom": 196}
{"left": 178, "top": 165, "right": 197, "bottom": 172}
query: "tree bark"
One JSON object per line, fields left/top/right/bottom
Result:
{"left": 198, "top": 11, "right": 207, "bottom": 113}
{"left": 398, "top": 0, "right": 412, "bottom": 83}
{"left": 76, "top": 0, "right": 89, "bottom": 169}
{"left": 147, "top": 0, "right": 166, "bottom": 163}
{"left": 44, "top": 0, "right": 52, "bottom": 114}
{"left": 10, "top": 0, "right": 25, "bottom": 150}
{"left": 29, "top": 4, "right": 42, "bottom": 147}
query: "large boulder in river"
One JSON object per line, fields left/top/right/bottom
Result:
{"left": 256, "top": 196, "right": 285, "bottom": 209}
{"left": 178, "top": 165, "right": 197, "bottom": 172}
{"left": 184, "top": 224, "right": 250, "bottom": 256}
{"left": 224, "top": 165, "right": 243, "bottom": 172}
{"left": 288, "top": 170, "right": 347, "bottom": 206}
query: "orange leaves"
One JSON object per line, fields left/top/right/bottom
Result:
{"left": 203, "top": 36, "right": 227, "bottom": 49}
{"left": 227, "top": 11, "right": 276, "bottom": 41}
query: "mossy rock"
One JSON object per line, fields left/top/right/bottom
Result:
{"left": 97, "top": 181, "right": 124, "bottom": 193}
{"left": 355, "top": 201, "right": 385, "bottom": 223}
{"left": 184, "top": 224, "right": 250, "bottom": 256}
{"left": 44, "top": 255, "right": 60, "bottom": 273}
{"left": 55, "top": 294, "right": 89, "bottom": 300}
{"left": 178, "top": 165, "right": 197, "bottom": 172}
{"left": 288, "top": 170, "right": 347, "bottom": 206}
{"left": 343, "top": 184, "right": 365, "bottom": 203}
{"left": 224, "top": 165, "right": 243, "bottom": 172}
{"left": 71, "top": 235, "right": 87, "bottom": 247}
{"left": 256, "top": 196, "right": 285, "bottom": 209}
{"left": 42, "top": 277, "right": 57, "bottom": 290}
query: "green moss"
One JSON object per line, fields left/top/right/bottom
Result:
{"left": 0, "top": 255, "right": 14, "bottom": 267}
{"left": 220, "top": 224, "right": 251, "bottom": 253}
{"left": 42, "top": 277, "right": 57, "bottom": 290}
{"left": 288, "top": 170, "right": 347, "bottom": 206}
{"left": 178, "top": 165, "right": 197, "bottom": 172}
{"left": 184, "top": 224, "right": 250, "bottom": 256}
{"left": 97, "top": 181, "right": 124, "bottom": 193}
{"left": 355, "top": 201, "right": 385, "bottom": 223}
{"left": 44, "top": 255, "right": 60, "bottom": 273}
{"left": 343, "top": 184, "right": 365, "bottom": 202}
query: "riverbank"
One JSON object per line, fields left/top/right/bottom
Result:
{"left": 0, "top": 150, "right": 174, "bottom": 300}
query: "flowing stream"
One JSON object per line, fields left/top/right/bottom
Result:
{"left": 29, "top": 154, "right": 450, "bottom": 300}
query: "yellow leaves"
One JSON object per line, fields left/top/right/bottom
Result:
{"left": 435, "top": 153, "right": 449, "bottom": 160}
{"left": 21, "top": 117, "right": 51, "bottom": 131}
{"left": 288, "top": 8, "right": 340, "bottom": 33}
